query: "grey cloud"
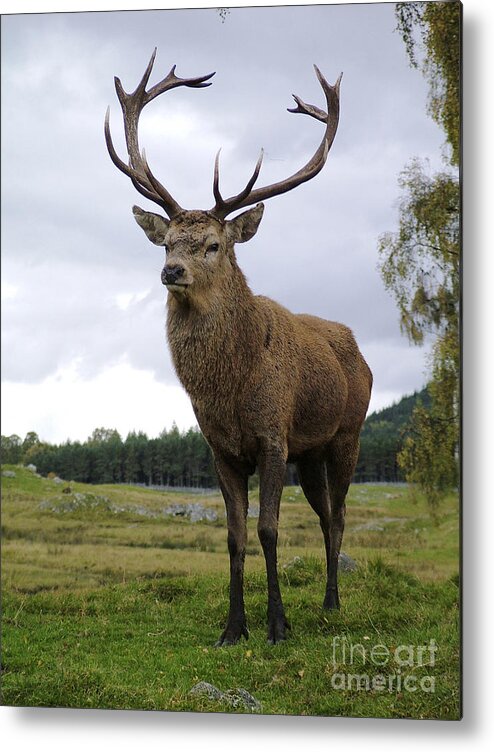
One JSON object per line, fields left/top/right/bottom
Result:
{"left": 1, "top": 257, "right": 171, "bottom": 384}
{"left": 2, "top": 5, "right": 444, "bottom": 410}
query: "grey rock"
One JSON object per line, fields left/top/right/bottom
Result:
{"left": 283, "top": 555, "right": 303, "bottom": 571}
{"left": 189, "top": 681, "right": 261, "bottom": 713}
{"left": 26, "top": 464, "right": 37, "bottom": 473}
{"left": 2, "top": 470, "right": 16, "bottom": 478}
{"left": 353, "top": 522, "right": 385, "bottom": 532}
{"left": 351, "top": 517, "right": 403, "bottom": 533}
{"left": 162, "top": 502, "right": 218, "bottom": 523}
{"left": 338, "top": 552, "right": 358, "bottom": 572}
{"left": 224, "top": 687, "right": 262, "bottom": 712}
{"left": 38, "top": 494, "right": 218, "bottom": 523}
{"left": 39, "top": 493, "right": 113, "bottom": 513}
{"left": 282, "top": 553, "right": 357, "bottom": 573}
{"left": 189, "top": 681, "right": 224, "bottom": 702}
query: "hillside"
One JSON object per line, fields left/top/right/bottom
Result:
{"left": 364, "top": 388, "right": 431, "bottom": 431}
{"left": 354, "top": 388, "right": 430, "bottom": 483}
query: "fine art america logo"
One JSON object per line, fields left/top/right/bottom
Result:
{"left": 330, "top": 635, "right": 437, "bottom": 693}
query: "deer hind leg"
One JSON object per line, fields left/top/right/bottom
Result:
{"left": 214, "top": 455, "right": 249, "bottom": 646}
{"left": 324, "top": 433, "right": 360, "bottom": 610}
{"left": 296, "top": 456, "right": 332, "bottom": 609}
{"left": 257, "top": 443, "right": 290, "bottom": 644}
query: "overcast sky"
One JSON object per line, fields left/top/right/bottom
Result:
{"left": 1, "top": 1, "right": 449, "bottom": 444}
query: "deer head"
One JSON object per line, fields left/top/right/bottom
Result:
{"left": 105, "top": 50, "right": 341, "bottom": 299}
{"left": 129, "top": 205, "right": 264, "bottom": 299}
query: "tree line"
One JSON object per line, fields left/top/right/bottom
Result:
{"left": 1, "top": 426, "right": 215, "bottom": 489}
{"left": 1, "top": 390, "right": 428, "bottom": 487}
{"left": 353, "top": 389, "right": 430, "bottom": 483}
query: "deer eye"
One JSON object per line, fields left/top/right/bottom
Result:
{"left": 207, "top": 242, "right": 219, "bottom": 254}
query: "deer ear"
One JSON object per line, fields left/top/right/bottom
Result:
{"left": 132, "top": 205, "right": 170, "bottom": 246}
{"left": 226, "top": 203, "right": 264, "bottom": 244}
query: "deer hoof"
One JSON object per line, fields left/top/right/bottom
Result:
{"left": 267, "top": 615, "right": 291, "bottom": 645}
{"left": 323, "top": 590, "right": 340, "bottom": 610}
{"left": 215, "top": 621, "right": 249, "bottom": 647}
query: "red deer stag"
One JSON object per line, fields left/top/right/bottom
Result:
{"left": 105, "top": 50, "right": 372, "bottom": 645}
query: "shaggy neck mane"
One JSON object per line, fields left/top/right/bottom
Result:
{"left": 166, "top": 261, "right": 264, "bottom": 403}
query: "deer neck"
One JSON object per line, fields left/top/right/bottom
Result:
{"left": 166, "top": 263, "right": 262, "bottom": 403}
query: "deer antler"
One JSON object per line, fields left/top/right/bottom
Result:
{"left": 210, "top": 65, "right": 342, "bottom": 219}
{"left": 105, "top": 49, "right": 215, "bottom": 218}
{"left": 106, "top": 54, "right": 340, "bottom": 221}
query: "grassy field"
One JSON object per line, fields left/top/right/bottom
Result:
{"left": 1, "top": 465, "right": 460, "bottom": 719}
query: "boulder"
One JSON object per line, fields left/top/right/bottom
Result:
{"left": 338, "top": 551, "right": 358, "bottom": 572}
{"left": 189, "top": 681, "right": 262, "bottom": 712}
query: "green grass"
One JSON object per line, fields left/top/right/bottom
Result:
{"left": 1, "top": 465, "right": 460, "bottom": 719}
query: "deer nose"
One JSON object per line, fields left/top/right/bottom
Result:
{"left": 161, "top": 265, "right": 185, "bottom": 285}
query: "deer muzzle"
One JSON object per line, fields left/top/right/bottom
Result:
{"left": 161, "top": 264, "right": 187, "bottom": 287}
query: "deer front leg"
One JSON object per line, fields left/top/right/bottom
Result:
{"left": 257, "top": 444, "right": 290, "bottom": 644}
{"left": 214, "top": 455, "right": 249, "bottom": 647}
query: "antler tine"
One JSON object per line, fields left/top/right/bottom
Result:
{"left": 146, "top": 64, "right": 215, "bottom": 104}
{"left": 140, "top": 148, "right": 184, "bottom": 216}
{"left": 212, "top": 149, "right": 223, "bottom": 208}
{"left": 212, "top": 149, "right": 264, "bottom": 219}
{"left": 105, "top": 106, "right": 167, "bottom": 206}
{"left": 114, "top": 48, "right": 157, "bottom": 110}
{"left": 115, "top": 49, "right": 215, "bottom": 113}
{"left": 316, "top": 65, "right": 343, "bottom": 96}
{"left": 287, "top": 95, "right": 327, "bottom": 123}
{"left": 105, "top": 49, "right": 215, "bottom": 218}
{"left": 209, "top": 66, "right": 342, "bottom": 217}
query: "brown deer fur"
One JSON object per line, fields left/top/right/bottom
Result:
{"left": 106, "top": 54, "right": 372, "bottom": 644}
{"left": 133, "top": 204, "right": 373, "bottom": 645}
